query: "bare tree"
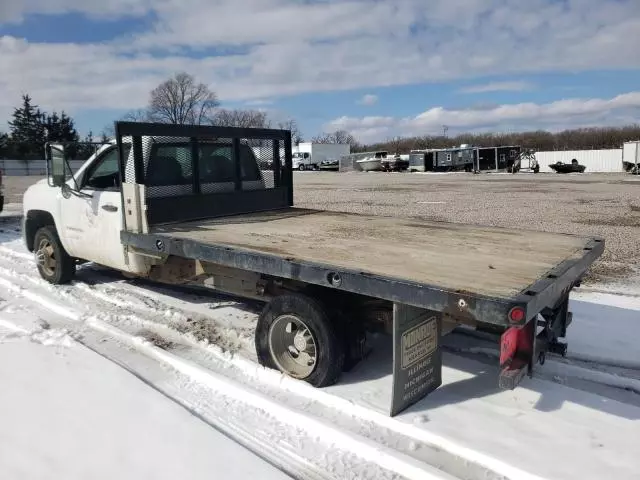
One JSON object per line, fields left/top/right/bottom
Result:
{"left": 346, "top": 124, "right": 640, "bottom": 154}
{"left": 312, "top": 130, "right": 358, "bottom": 148}
{"left": 277, "top": 119, "right": 303, "bottom": 145}
{"left": 388, "top": 136, "right": 403, "bottom": 155}
{"left": 148, "top": 72, "right": 219, "bottom": 125}
{"left": 101, "top": 108, "right": 150, "bottom": 138}
{"left": 212, "top": 108, "right": 271, "bottom": 128}
{"left": 122, "top": 108, "right": 150, "bottom": 123}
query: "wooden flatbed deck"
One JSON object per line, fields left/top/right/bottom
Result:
{"left": 150, "top": 208, "right": 595, "bottom": 299}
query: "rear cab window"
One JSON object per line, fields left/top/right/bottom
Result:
{"left": 145, "top": 142, "right": 263, "bottom": 190}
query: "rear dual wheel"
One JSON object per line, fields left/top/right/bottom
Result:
{"left": 255, "top": 293, "right": 345, "bottom": 387}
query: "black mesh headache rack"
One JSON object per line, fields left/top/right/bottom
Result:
{"left": 114, "top": 121, "right": 604, "bottom": 416}
{"left": 115, "top": 121, "right": 293, "bottom": 227}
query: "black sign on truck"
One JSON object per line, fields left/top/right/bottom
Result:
{"left": 390, "top": 304, "right": 442, "bottom": 416}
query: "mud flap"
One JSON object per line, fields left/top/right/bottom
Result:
{"left": 390, "top": 303, "right": 442, "bottom": 417}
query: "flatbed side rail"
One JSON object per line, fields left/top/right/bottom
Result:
{"left": 114, "top": 121, "right": 294, "bottom": 228}
{"left": 514, "top": 237, "right": 604, "bottom": 319}
{"left": 121, "top": 230, "right": 529, "bottom": 327}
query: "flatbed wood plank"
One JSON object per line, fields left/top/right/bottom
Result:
{"left": 151, "top": 208, "right": 593, "bottom": 299}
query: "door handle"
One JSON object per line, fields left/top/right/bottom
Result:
{"left": 102, "top": 204, "right": 118, "bottom": 212}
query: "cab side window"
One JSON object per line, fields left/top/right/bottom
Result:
{"left": 84, "top": 146, "right": 130, "bottom": 190}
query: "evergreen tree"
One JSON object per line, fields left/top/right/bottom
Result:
{"left": 8, "top": 94, "right": 47, "bottom": 159}
{"left": 44, "top": 111, "right": 79, "bottom": 143}
{"left": 77, "top": 131, "right": 96, "bottom": 160}
{"left": 44, "top": 110, "right": 81, "bottom": 158}
{"left": 6, "top": 94, "right": 84, "bottom": 159}
{"left": 57, "top": 112, "right": 79, "bottom": 143}
{"left": 0, "top": 131, "right": 9, "bottom": 159}
{"left": 44, "top": 111, "right": 62, "bottom": 141}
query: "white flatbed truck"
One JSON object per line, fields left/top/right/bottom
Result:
{"left": 23, "top": 122, "right": 604, "bottom": 415}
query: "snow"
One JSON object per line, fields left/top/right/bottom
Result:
{"left": 0, "top": 202, "right": 22, "bottom": 218}
{"left": 0, "top": 322, "right": 291, "bottom": 480}
{"left": 1, "top": 214, "right": 640, "bottom": 480}
{"left": 324, "top": 337, "right": 640, "bottom": 480}
{"left": 568, "top": 291, "right": 640, "bottom": 369}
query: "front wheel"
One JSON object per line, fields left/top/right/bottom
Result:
{"left": 298, "top": 164, "right": 306, "bottom": 171}
{"left": 33, "top": 226, "right": 76, "bottom": 284}
{"left": 255, "top": 293, "right": 345, "bottom": 387}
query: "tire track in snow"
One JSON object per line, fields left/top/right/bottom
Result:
{"left": 0, "top": 314, "right": 324, "bottom": 480}
{"left": 87, "top": 317, "right": 455, "bottom": 480}
{"left": 3, "top": 232, "right": 634, "bottom": 478}
{"left": 0, "top": 265, "right": 551, "bottom": 480}
{"left": 0, "top": 262, "right": 255, "bottom": 353}
{"left": 6, "top": 220, "right": 623, "bottom": 480}
{"left": 0, "top": 241, "right": 540, "bottom": 480}
{"left": 0, "top": 249, "right": 456, "bottom": 480}
{"left": 0, "top": 227, "right": 619, "bottom": 480}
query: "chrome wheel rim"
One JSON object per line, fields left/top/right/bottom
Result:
{"left": 35, "top": 238, "right": 57, "bottom": 277}
{"left": 268, "top": 314, "right": 317, "bottom": 379}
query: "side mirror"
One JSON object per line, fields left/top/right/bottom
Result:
{"left": 46, "top": 143, "right": 67, "bottom": 187}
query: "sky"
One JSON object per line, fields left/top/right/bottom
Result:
{"left": 0, "top": 0, "right": 639, "bottom": 144}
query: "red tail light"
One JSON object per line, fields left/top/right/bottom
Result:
{"left": 508, "top": 306, "right": 526, "bottom": 323}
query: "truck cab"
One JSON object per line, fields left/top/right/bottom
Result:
{"left": 22, "top": 135, "right": 267, "bottom": 283}
{"left": 292, "top": 152, "right": 315, "bottom": 171}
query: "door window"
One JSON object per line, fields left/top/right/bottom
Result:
{"left": 83, "top": 146, "right": 131, "bottom": 190}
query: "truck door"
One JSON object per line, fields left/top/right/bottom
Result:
{"left": 58, "top": 145, "right": 130, "bottom": 270}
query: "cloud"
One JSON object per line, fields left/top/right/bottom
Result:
{"left": 0, "top": 0, "right": 153, "bottom": 23}
{"left": 325, "top": 92, "right": 640, "bottom": 143}
{"left": 458, "top": 81, "right": 535, "bottom": 94}
{"left": 129, "top": 0, "right": 421, "bottom": 49}
{"left": 358, "top": 94, "right": 378, "bottom": 106}
{"left": 1, "top": 0, "right": 640, "bottom": 129}
{"left": 244, "top": 99, "right": 274, "bottom": 107}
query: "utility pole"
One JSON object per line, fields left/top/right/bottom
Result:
{"left": 442, "top": 125, "right": 449, "bottom": 138}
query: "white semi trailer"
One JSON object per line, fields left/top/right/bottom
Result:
{"left": 292, "top": 143, "right": 350, "bottom": 171}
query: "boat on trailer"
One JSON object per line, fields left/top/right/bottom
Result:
{"left": 356, "top": 151, "right": 387, "bottom": 171}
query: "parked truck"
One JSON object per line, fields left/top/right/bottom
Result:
{"left": 292, "top": 142, "right": 350, "bottom": 171}
{"left": 23, "top": 122, "right": 603, "bottom": 416}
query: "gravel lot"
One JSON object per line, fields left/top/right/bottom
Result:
{"left": 4, "top": 172, "right": 639, "bottom": 283}
{"left": 293, "top": 171, "right": 640, "bottom": 284}
{"left": 3, "top": 175, "right": 45, "bottom": 205}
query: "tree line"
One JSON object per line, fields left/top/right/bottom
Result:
{"left": 2, "top": 71, "right": 639, "bottom": 160}
{"left": 357, "top": 126, "right": 640, "bottom": 155}
{"left": 0, "top": 95, "right": 104, "bottom": 160}
{"left": 106, "top": 72, "right": 307, "bottom": 146}
{"left": 114, "top": 72, "right": 359, "bottom": 147}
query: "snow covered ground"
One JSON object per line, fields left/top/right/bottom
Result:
{"left": 1, "top": 211, "right": 639, "bottom": 480}
{"left": 0, "top": 329, "right": 292, "bottom": 480}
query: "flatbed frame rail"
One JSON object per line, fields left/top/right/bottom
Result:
{"left": 121, "top": 227, "right": 604, "bottom": 327}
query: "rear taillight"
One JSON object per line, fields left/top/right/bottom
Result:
{"left": 508, "top": 306, "right": 526, "bottom": 324}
